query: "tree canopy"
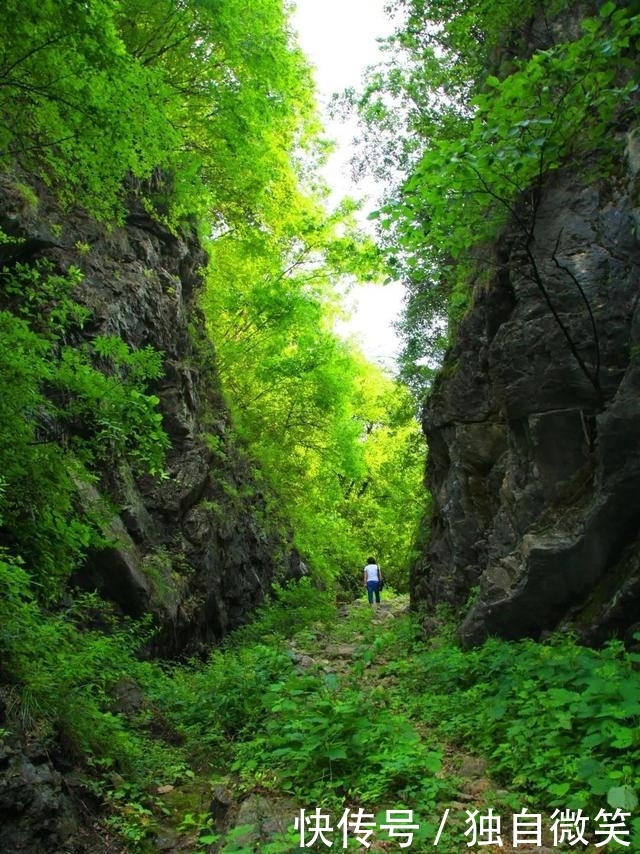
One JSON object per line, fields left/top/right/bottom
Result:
{"left": 0, "top": 0, "right": 320, "bottom": 226}
{"left": 344, "top": 0, "right": 640, "bottom": 397}
{"left": 0, "top": 0, "right": 427, "bottom": 598}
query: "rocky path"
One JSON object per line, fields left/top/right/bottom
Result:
{"left": 147, "top": 595, "right": 560, "bottom": 854}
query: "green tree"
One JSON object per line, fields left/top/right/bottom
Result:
{"left": 339, "top": 370, "right": 425, "bottom": 591}
{"left": 0, "top": 0, "right": 320, "bottom": 226}
{"left": 205, "top": 223, "right": 425, "bottom": 589}
{"left": 0, "top": 0, "right": 429, "bottom": 597}
{"left": 201, "top": 183, "right": 405, "bottom": 586}
{"left": 347, "top": 1, "right": 640, "bottom": 397}
{"left": 0, "top": 258, "right": 167, "bottom": 599}
{"left": 0, "top": 0, "right": 180, "bottom": 220}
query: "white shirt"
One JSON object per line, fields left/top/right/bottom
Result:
{"left": 364, "top": 564, "right": 380, "bottom": 582}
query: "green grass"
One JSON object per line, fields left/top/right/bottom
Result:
{"left": 2, "top": 580, "right": 639, "bottom": 852}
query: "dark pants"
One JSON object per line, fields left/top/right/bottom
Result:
{"left": 367, "top": 580, "right": 380, "bottom": 604}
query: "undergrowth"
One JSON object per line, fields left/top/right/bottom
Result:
{"left": 381, "top": 620, "right": 640, "bottom": 849}
{"left": 1, "top": 577, "right": 639, "bottom": 851}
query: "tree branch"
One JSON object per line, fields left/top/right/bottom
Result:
{"left": 550, "top": 229, "right": 601, "bottom": 389}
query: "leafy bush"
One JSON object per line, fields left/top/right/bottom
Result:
{"left": 0, "top": 556, "right": 167, "bottom": 774}
{"left": 234, "top": 672, "right": 445, "bottom": 807}
{"left": 393, "top": 630, "right": 640, "bottom": 826}
{"left": 229, "top": 578, "right": 338, "bottom": 645}
{"left": 0, "top": 259, "right": 168, "bottom": 598}
{"left": 152, "top": 642, "right": 296, "bottom": 764}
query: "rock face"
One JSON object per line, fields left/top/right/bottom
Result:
{"left": 0, "top": 739, "right": 74, "bottom": 854}
{"left": 0, "top": 175, "right": 289, "bottom": 656}
{"left": 414, "top": 148, "right": 640, "bottom": 647}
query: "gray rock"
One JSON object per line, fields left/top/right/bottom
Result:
{"left": 0, "top": 731, "right": 76, "bottom": 854}
{"left": 0, "top": 176, "right": 291, "bottom": 657}
{"left": 221, "top": 794, "right": 298, "bottom": 853}
{"left": 414, "top": 151, "right": 640, "bottom": 647}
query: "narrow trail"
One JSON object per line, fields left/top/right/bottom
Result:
{"left": 145, "top": 596, "right": 558, "bottom": 854}
{"left": 284, "top": 598, "right": 557, "bottom": 854}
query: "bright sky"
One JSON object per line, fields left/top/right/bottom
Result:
{"left": 291, "top": 0, "right": 405, "bottom": 372}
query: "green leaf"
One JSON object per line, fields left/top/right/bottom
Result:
{"left": 576, "top": 757, "right": 604, "bottom": 780}
{"left": 610, "top": 727, "right": 635, "bottom": 748}
{"left": 328, "top": 746, "right": 348, "bottom": 760}
{"left": 607, "top": 786, "right": 638, "bottom": 810}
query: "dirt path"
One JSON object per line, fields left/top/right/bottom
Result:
{"left": 146, "top": 595, "right": 559, "bottom": 853}
{"left": 282, "top": 596, "right": 559, "bottom": 854}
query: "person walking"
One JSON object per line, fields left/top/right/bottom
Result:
{"left": 363, "top": 557, "right": 382, "bottom": 605}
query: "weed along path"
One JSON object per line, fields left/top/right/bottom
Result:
{"left": 274, "top": 597, "right": 556, "bottom": 854}
{"left": 142, "top": 591, "right": 599, "bottom": 854}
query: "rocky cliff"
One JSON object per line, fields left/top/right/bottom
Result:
{"left": 0, "top": 174, "right": 292, "bottom": 657}
{"left": 413, "top": 141, "right": 640, "bottom": 647}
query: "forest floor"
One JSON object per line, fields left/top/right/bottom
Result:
{"left": 143, "top": 594, "right": 562, "bottom": 854}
